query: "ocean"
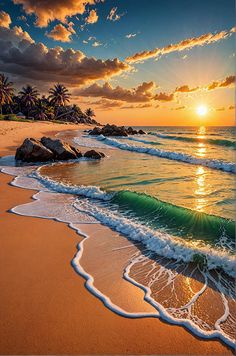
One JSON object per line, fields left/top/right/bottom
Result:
{"left": 0, "top": 126, "right": 235, "bottom": 348}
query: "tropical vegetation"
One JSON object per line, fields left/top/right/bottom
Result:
{"left": 0, "top": 74, "right": 99, "bottom": 125}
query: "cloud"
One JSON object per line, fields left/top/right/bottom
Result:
{"left": 76, "top": 81, "right": 156, "bottom": 102}
{"left": 229, "top": 105, "right": 235, "bottom": 110}
{"left": 121, "top": 103, "right": 152, "bottom": 109}
{"left": 0, "top": 25, "right": 34, "bottom": 45}
{"left": 17, "top": 15, "right": 27, "bottom": 22}
{"left": 86, "top": 9, "right": 98, "bottom": 24}
{"left": 126, "top": 28, "right": 233, "bottom": 63}
{"left": 154, "top": 92, "right": 175, "bottom": 102}
{"left": 126, "top": 33, "right": 137, "bottom": 39}
{"left": 92, "top": 41, "right": 102, "bottom": 47}
{"left": 47, "top": 23, "right": 75, "bottom": 42}
{"left": 0, "top": 27, "right": 129, "bottom": 86}
{"left": 215, "top": 107, "right": 225, "bottom": 111}
{"left": 107, "top": 7, "right": 124, "bottom": 22}
{"left": 175, "top": 85, "right": 199, "bottom": 93}
{"left": 91, "top": 98, "right": 123, "bottom": 110}
{"left": 13, "top": 0, "right": 101, "bottom": 27}
{"left": 0, "top": 10, "right": 11, "bottom": 28}
{"left": 207, "top": 75, "right": 235, "bottom": 90}
{"left": 172, "top": 106, "right": 186, "bottom": 110}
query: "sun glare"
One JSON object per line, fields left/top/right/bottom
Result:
{"left": 196, "top": 105, "right": 208, "bottom": 116}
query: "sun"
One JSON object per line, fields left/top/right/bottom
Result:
{"left": 196, "top": 105, "right": 208, "bottom": 116}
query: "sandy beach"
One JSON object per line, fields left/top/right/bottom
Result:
{"left": 0, "top": 121, "right": 233, "bottom": 355}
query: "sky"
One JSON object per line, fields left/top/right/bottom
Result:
{"left": 0, "top": 0, "right": 235, "bottom": 125}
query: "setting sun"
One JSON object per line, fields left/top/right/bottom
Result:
{"left": 196, "top": 105, "right": 208, "bottom": 116}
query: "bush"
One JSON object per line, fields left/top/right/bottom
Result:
{"left": 0, "top": 114, "right": 32, "bottom": 122}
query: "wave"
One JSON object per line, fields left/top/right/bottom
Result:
{"left": 149, "top": 132, "right": 236, "bottom": 148}
{"left": 31, "top": 169, "right": 113, "bottom": 201}
{"left": 111, "top": 190, "right": 235, "bottom": 244}
{"left": 74, "top": 199, "right": 236, "bottom": 278}
{"left": 31, "top": 170, "right": 236, "bottom": 277}
{"left": 73, "top": 135, "right": 116, "bottom": 150}
{"left": 126, "top": 137, "right": 162, "bottom": 145}
{"left": 96, "top": 135, "right": 236, "bottom": 173}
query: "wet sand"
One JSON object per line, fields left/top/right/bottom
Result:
{"left": 0, "top": 121, "right": 233, "bottom": 354}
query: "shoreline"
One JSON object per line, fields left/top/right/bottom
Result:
{"left": 0, "top": 121, "right": 233, "bottom": 355}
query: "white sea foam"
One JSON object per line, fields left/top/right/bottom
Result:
{"left": 96, "top": 135, "right": 236, "bottom": 173}
{"left": 32, "top": 169, "right": 113, "bottom": 200}
{"left": 74, "top": 135, "right": 116, "bottom": 149}
{"left": 74, "top": 199, "right": 236, "bottom": 278}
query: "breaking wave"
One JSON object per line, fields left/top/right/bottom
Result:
{"left": 149, "top": 132, "right": 235, "bottom": 148}
{"left": 95, "top": 135, "right": 236, "bottom": 173}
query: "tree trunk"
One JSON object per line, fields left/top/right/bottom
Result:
{"left": 55, "top": 106, "right": 59, "bottom": 119}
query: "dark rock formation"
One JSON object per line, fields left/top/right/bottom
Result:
{"left": 15, "top": 138, "right": 54, "bottom": 162}
{"left": 138, "top": 129, "right": 146, "bottom": 134}
{"left": 84, "top": 150, "right": 105, "bottom": 159}
{"left": 41, "top": 137, "right": 82, "bottom": 160}
{"left": 15, "top": 137, "right": 83, "bottom": 162}
{"left": 89, "top": 124, "right": 146, "bottom": 137}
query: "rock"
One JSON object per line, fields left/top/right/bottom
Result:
{"left": 89, "top": 126, "right": 102, "bottom": 135}
{"left": 138, "top": 129, "right": 146, "bottom": 134}
{"left": 127, "top": 126, "right": 134, "bottom": 134}
{"left": 88, "top": 124, "right": 144, "bottom": 137}
{"left": 89, "top": 124, "right": 128, "bottom": 137}
{"left": 15, "top": 138, "right": 54, "bottom": 162}
{"left": 84, "top": 150, "right": 105, "bottom": 159}
{"left": 41, "top": 137, "right": 82, "bottom": 160}
{"left": 69, "top": 145, "right": 83, "bottom": 158}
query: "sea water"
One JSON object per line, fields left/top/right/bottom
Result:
{"left": 1, "top": 126, "right": 235, "bottom": 348}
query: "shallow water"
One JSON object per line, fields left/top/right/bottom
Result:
{"left": 1, "top": 126, "right": 235, "bottom": 348}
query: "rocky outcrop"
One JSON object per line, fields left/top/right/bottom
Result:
{"left": 15, "top": 138, "right": 54, "bottom": 162}
{"left": 89, "top": 124, "right": 146, "bottom": 137}
{"left": 41, "top": 137, "right": 82, "bottom": 160}
{"left": 138, "top": 129, "right": 146, "bottom": 135}
{"left": 15, "top": 137, "right": 105, "bottom": 162}
{"left": 84, "top": 150, "right": 105, "bottom": 159}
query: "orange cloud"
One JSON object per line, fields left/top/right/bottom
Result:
{"left": 13, "top": 0, "right": 100, "bottom": 27}
{"left": 76, "top": 81, "right": 156, "bottom": 102}
{"left": 121, "top": 103, "right": 152, "bottom": 109}
{"left": 172, "top": 106, "right": 186, "bottom": 110}
{"left": 215, "top": 107, "right": 225, "bottom": 111}
{"left": 229, "top": 105, "right": 235, "bottom": 110}
{"left": 0, "top": 10, "right": 11, "bottom": 28}
{"left": 154, "top": 92, "right": 175, "bottom": 102}
{"left": 86, "top": 9, "right": 98, "bottom": 24}
{"left": 126, "top": 28, "right": 233, "bottom": 63}
{"left": 175, "top": 85, "right": 199, "bottom": 93}
{"left": 47, "top": 24, "right": 75, "bottom": 42}
{"left": 207, "top": 76, "right": 235, "bottom": 90}
{"left": 92, "top": 99, "right": 123, "bottom": 110}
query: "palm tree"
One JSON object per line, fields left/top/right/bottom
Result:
{"left": 18, "top": 85, "right": 39, "bottom": 118}
{"left": 85, "top": 108, "right": 95, "bottom": 119}
{"left": 48, "top": 84, "right": 71, "bottom": 118}
{"left": 32, "top": 99, "right": 49, "bottom": 121}
{"left": 0, "top": 74, "right": 14, "bottom": 114}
